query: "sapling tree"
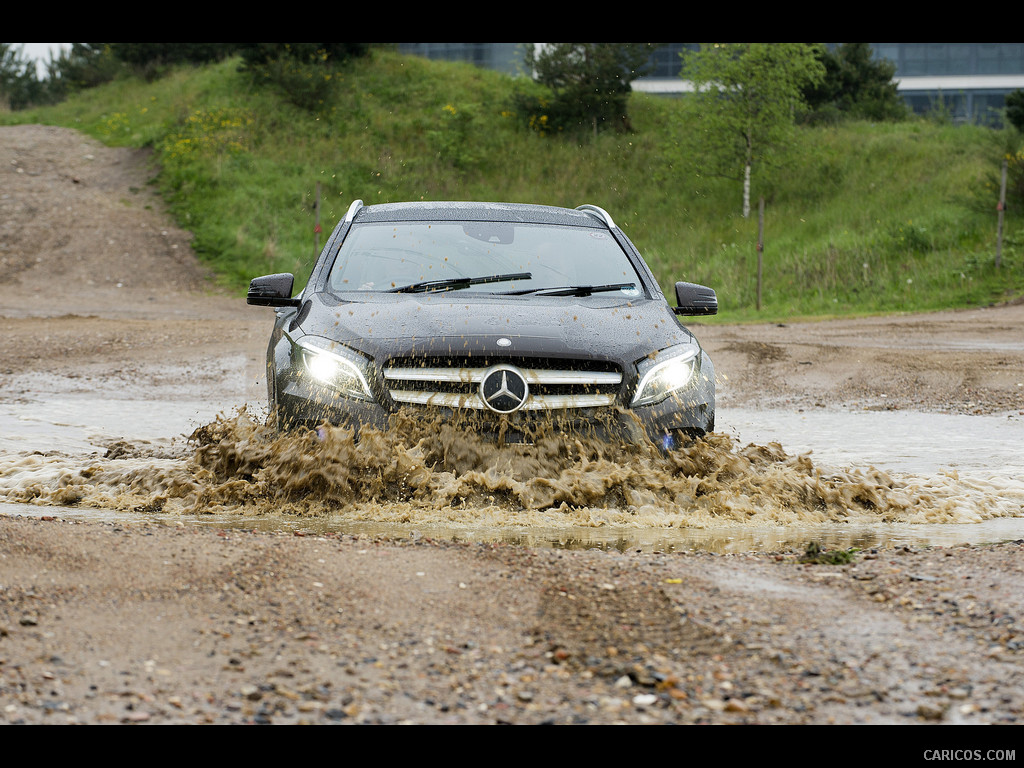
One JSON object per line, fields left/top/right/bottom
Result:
{"left": 681, "top": 43, "right": 825, "bottom": 217}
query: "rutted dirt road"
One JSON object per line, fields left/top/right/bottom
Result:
{"left": 1, "top": 124, "right": 1023, "bottom": 728}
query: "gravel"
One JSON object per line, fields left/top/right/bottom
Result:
{"left": 1, "top": 123, "right": 1023, "bottom": 730}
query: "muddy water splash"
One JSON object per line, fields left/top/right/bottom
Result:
{"left": 2, "top": 408, "right": 1020, "bottom": 534}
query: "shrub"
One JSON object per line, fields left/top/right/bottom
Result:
{"left": 236, "top": 44, "right": 370, "bottom": 112}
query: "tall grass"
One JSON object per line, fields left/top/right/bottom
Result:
{"left": 4, "top": 50, "right": 1021, "bottom": 322}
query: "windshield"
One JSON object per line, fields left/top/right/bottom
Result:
{"left": 327, "top": 221, "right": 644, "bottom": 296}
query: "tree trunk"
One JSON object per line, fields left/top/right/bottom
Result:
{"left": 743, "top": 130, "right": 753, "bottom": 218}
{"left": 743, "top": 161, "right": 751, "bottom": 218}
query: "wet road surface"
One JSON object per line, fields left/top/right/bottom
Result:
{"left": 2, "top": 384, "right": 1021, "bottom": 553}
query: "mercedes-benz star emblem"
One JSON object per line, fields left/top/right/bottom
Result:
{"left": 480, "top": 365, "right": 528, "bottom": 414}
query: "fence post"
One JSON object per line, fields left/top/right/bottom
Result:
{"left": 314, "top": 182, "right": 322, "bottom": 258}
{"left": 996, "top": 158, "right": 1007, "bottom": 269}
{"left": 756, "top": 197, "right": 764, "bottom": 311}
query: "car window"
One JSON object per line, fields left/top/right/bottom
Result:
{"left": 327, "top": 222, "right": 643, "bottom": 295}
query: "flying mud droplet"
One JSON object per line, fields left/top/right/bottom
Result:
{"left": 1, "top": 407, "right": 1019, "bottom": 532}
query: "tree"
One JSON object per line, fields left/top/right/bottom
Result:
{"left": 0, "top": 44, "right": 43, "bottom": 110}
{"left": 108, "top": 43, "right": 239, "bottom": 80}
{"left": 803, "top": 43, "right": 907, "bottom": 123}
{"left": 235, "top": 44, "right": 372, "bottom": 112}
{"left": 45, "top": 44, "right": 122, "bottom": 99}
{"left": 524, "top": 43, "right": 659, "bottom": 135}
{"left": 235, "top": 43, "right": 370, "bottom": 70}
{"left": 681, "top": 43, "right": 825, "bottom": 217}
{"left": 999, "top": 90, "right": 1024, "bottom": 217}
{"left": 1007, "top": 89, "right": 1024, "bottom": 133}
{"left": 110, "top": 43, "right": 236, "bottom": 67}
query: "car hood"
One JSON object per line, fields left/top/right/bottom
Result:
{"left": 292, "top": 292, "right": 697, "bottom": 367}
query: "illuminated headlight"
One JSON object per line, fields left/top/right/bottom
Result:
{"left": 295, "top": 337, "right": 373, "bottom": 401}
{"left": 631, "top": 344, "right": 700, "bottom": 407}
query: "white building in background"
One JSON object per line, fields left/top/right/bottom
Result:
{"left": 398, "top": 43, "right": 1024, "bottom": 126}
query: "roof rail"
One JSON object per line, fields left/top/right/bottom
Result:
{"left": 344, "top": 199, "right": 365, "bottom": 223}
{"left": 575, "top": 204, "right": 616, "bottom": 229}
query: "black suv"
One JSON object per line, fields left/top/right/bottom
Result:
{"left": 248, "top": 200, "right": 717, "bottom": 449}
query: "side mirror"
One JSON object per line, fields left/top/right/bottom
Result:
{"left": 673, "top": 281, "right": 718, "bottom": 316}
{"left": 247, "top": 273, "right": 301, "bottom": 307}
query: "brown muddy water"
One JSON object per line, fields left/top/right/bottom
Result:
{"left": 1, "top": 394, "right": 1022, "bottom": 554}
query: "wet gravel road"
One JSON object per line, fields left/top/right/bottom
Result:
{"left": 2, "top": 515, "right": 1023, "bottom": 727}
{"left": 1, "top": 124, "right": 1023, "bottom": 731}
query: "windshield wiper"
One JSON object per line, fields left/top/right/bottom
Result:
{"left": 388, "top": 272, "right": 532, "bottom": 294}
{"left": 505, "top": 282, "right": 637, "bottom": 297}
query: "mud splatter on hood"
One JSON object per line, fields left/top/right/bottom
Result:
{"left": 292, "top": 292, "right": 696, "bottom": 365}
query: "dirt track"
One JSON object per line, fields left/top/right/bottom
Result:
{"left": 1, "top": 124, "right": 1023, "bottom": 728}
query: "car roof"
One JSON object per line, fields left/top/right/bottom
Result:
{"left": 352, "top": 200, "right": 611, "bottom": 228}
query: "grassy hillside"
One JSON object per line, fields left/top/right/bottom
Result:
{"left": 4, "top": 49, "right": 1021, "bottom": 322}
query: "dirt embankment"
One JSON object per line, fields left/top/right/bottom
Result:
{"left": 1, "top": 124, "right": 1022, "bottom": 727}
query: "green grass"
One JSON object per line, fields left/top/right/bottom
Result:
{"left": 4, "top": 49, "right": 1022, "bottom": 322}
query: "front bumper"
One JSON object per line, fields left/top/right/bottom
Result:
{"left": 273, "top": 352, "right": 715, "bottom": 447}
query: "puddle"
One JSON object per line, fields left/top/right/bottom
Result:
{"left": 723, "top": 407, "right": 1024, "bottom": 478}
{"left": 1, "top": 391, "right": 1022, "bottom": 553}
{"left": 0, "top": 396, "right": 236, "bottom": 455}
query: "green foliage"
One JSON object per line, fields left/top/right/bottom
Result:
{"left": 103, "top": 44, "right": 238, "bottom": 82}
{"left": 0, "top": 43, "right": 98, "bottom": 109}
{"left": 1007, "top": 89, "right": 1024, "bottom": 133}
{"left": 1, "top": 44, "right": 41, "bottom": 110}
{"left": 802, "top": 43, "right": 908, "bottom": 124}
{"left": 518, "top": 43, "right": 659, "bottom": 135}
{"left": 235, "top": 43, "right": 370, "bottom": 69}
{"left": 246, "top": 56, "right": 340, "bottom": 113}
{"left": 2, "top": 49, "right": 1020, "bottom": 319}
{"left": 46, "top": 44, "right": 123, "bottom": 95}
{"left": 799, "top": 542, "right": 859, "bottom": 565}
{"left": 159, "top": 106, "right": 255, "bottom": 163}
{"left": 962, "top": 126, "right": 1024, "bottom": 221}
{"left": 428, "top": 102, "right": 480, "bottom": 171}
{"left": 1007, "top": 147, "right": 1024, "bottom": 211}
{"left": 680, "top": 43, "right": 826, "bottom": 216}
{"left": 4, "top": 43, "right": 129, "bottom": 109}
{"left": 235, "top": 44, "right": 371, "bottom": 112}
{"left": 110, "top": 43, "right": 236, "bottom": 67}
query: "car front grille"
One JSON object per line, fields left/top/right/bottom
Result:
{"left": 381, "top": 357, "right": 623, "bottom": 412}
